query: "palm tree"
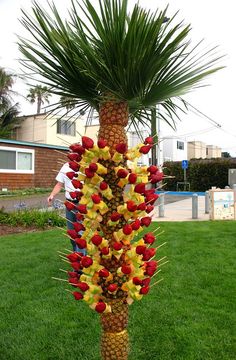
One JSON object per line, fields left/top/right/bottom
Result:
{"left": 0, "top": 68, "right": 19, "bottom": 138}
{"left": 26, "top": 85, "right": 51, "bottom": 114}
{"left": 18, "top": 1, "right": 223, "bottom": 358}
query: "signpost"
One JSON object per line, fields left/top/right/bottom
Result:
{"left": 177, "top": 160, "right": 190, "bottom": 191}
{"left": 182, "top": 160, "right": 188, "bottom": 191}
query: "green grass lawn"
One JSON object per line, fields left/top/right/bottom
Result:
{"left": 0, "top": 222, "right": 235, "bottom": 360}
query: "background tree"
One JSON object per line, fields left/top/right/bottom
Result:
{"left": 0, "top": 68, "right": 19, "bottom": 138}
{"left": 18, "top": 1, "right": 223, "bottom": 358}
{"left": 26, "top": 85, "right": 51, "bottom": 114}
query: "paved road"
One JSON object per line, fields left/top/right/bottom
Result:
{"left": 0, "top": 193, "right": 190, "bottom": 213}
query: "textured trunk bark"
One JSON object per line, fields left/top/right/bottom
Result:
{"left": 98, "top": 98, "right": 130, "bottom": 359}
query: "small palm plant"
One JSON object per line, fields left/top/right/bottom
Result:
{"left": 18, "top": 1, "right": 223, "bottom": 359}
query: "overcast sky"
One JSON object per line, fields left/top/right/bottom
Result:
{"left": 0, "top": 0, "right": 235, "bottom": 155}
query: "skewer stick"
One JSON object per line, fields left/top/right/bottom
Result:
{"left": 59, "top": 268, "right": 68, "bottom": 273}
{"left": 61, "top": 258, "right": 71, "bottom": 264}
{"left": 158, "top": 260, "right": 169, "bottom": 267}
{"left": 56, "top": 135, "right": 71, "bottom": 145}
{"left": 156, "top": 241, "right": 167, "bottom": 249}
{"left": 150, "top": 269, "right": 162, "bottom": 278}
{"left": 150, "top": 278, "right": 164, "bottom": 288}
{"left": 52, "top": 277, "right": 68, "bottom": 282}
{"left": 58, "top": 250, "right": 69, "bottom": 256}
{"left": 158, "top": 256, "right": 167, "bottom": 262}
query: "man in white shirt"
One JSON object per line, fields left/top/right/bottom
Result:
{"left": 47, "top": 162, "right": 85, "bottom": 253}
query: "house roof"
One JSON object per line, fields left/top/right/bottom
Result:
{"left": 0, "top": 138, "right": 68, "bottom": 150}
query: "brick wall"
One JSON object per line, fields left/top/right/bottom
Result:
{"left": 0, "top": 142, "right": 68, "bottom": 190}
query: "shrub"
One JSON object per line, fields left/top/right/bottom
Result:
{"left": 0, "top": 209, "right": 66, "bottom": 229}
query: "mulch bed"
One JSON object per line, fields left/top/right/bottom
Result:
{"left": 0, "top": 224, "right": 40, "bottom": 236}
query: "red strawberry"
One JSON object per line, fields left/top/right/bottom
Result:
{"left": 139, "top": 145, "right": 152, "bottom": 154}
{"left": 95, "top": 301, "right": 106, "bottom": 313}
{"left": 139, "top": 286, "right": 150, "bottom": 295}
{"left": 73, "top": 291, "right": 84, "bottom": 300}
{"left": 134, "top": 183, "right": 146, "bottom": 194}
{"left": 110, "top": 212, "right": 121, "bottom": 222}
{"left": 100, "top": 181, "right": 108, "bottom": 190}
{"left": 67, "top": 153, "right": 81, "bottom": 162}
{"left": 150, "top": 172, "right": 164, "bottom": 184}
{"left": 69, "top": 191, "right": 78, "bottom": 199}
{"left": 75, "top": 238, "right": 87, "bottom": 249}
{"left": 97, "top": 139, "right": 107, "bottom": 148}
{"left": 143, "top": 233, "right": 155, "bottom": 245}
{"left": 107, "top": 283, "right": 118, "bottom": 292}
{"left": 145, "top": 189, "right": 155, "bottom": 195}
{"left": 69, "top": 277, "right": 79, "bottom": 286}
{"left": 73, "top": 222, "right": 85, "bottom": 232}
{"left": 101, "top": 247, "right": 109, "bottom": 255}
{"left": 77, "top": 282, "right": 89, "bottom": 292}
{"left": 147, "top": 260, "right": 158, "bottom": 269}
{"left": 71, "top": 179, "right": 83, "bottom": 189}
{"left": 121, "top": 264, "right": 132, "bottom": 275}
{"left": 147, "top": 165, "right": 158, "bottom": 174}
{"left": 67, "top": 271, "right": 79, "bottom": 278}
{"left": 144, "top": 136, "right": 154, "bottom": 145}
{"left": 131, "top": 219, "right": 141, "bottom": 230}
{"left": 91, "top": 194, "right": 101, "bottom": 204}
{"left": 77, "top": 204, "right": 87, "bottom": 214}
{"left": 137, "top": 202, "right": 146, "bottom": 211}
{"left": 132, "top": 277, "right": 142, "bottom": 286}
{"left": 67, "top": 253, "right": 80, "bottom": 262}
{"left": 66, "top": 171, "right": 76, "bottom": 180}
{"left": 123, "top": 224, "right": 133, "bottom": 235}
{"left": 127, "top": 200, "right": 137, "bottom": 212}
{"left": 67, "top": 229, "right": 78, "bottom": 239}
{"left": 145, "top": 193, "right": 159, "bottom": 205}
{"left": 136, "top": 245, "right": 146, "bottom": 255}
{"left": 91, "top": 234, "right": 103, "bottom": 246}
{"left": 82, "top": 136, "right": 94, "bottom": 149}
{"left": 89, "top": 163, "right": 98, "bottom": 172}
{"left": 81, "top": 256, "right": 93, "bottom": 268}
{"left": 71, "top": 262, "right": 81, "bottom": 271}
{"left": 75, "top": 213, "right": 84, "bottom": 221}
{"left": 128, "top": 173, "right": 137, "bottom": 184}
{"left": 142, "top": 278, "right": 151, "bottom": 287}
{"left": 146, "top": 205, "right": 154, "bottom": 213}
{"left": 69, "top": 144, "right": 85, "bottom": 155}
{"left": 99, "top": 268, "right": 110, "bottom": 277}
{"left": 113, "top": 242, "right": 123, "bottom": 251}
{"left": 142, "top": 248, "right": 156, "bottom": 261}
{"left": 141, "top": 216, "right": 152, "bottom": 227}
{"left": 85, "top": 168, "right": 95, "bottom": 178}
{"left": 117, "top": 169, "right": 128, "bottom": 178}
{"left": 115, "top": 143, "right": 127, "bottom": 154}
{"left": 69, "top": 161, "right": 80, "bottom": 172}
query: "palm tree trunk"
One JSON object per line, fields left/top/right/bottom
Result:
{"left": 37, "top": 95, "right": 42, "bottom": 114}
{"left": 98, "top": 98, "right": 130, "bottom": 359}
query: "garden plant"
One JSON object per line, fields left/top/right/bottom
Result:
{"left": 18, "top": 0, "right": 223, "bottom": 358}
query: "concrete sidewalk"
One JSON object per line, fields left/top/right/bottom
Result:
{"left": 153, "top": 196, "right": 209, "bottom": 222}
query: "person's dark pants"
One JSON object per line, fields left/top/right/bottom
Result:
{"left": 66, "top": 207, "right": 86, "bottom": 255}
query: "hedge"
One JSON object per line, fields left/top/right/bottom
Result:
{"left": 163, "top": 158, "right": 236, "bottom": 192}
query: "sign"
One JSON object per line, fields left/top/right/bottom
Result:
{"left": 209, "top": 189, "right": 235, "bottom": 220}
{"left": 182, "top": 160, "right": 188, "bottom": 169}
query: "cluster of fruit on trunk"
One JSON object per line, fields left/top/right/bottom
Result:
{"left": 61, "top": 135, "right": 164, "bottom": 313}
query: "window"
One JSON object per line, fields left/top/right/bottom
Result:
{"left": 177, "top": 141, "right": 184, "bottom": 150}
{"left": 0, "top": 146, "right": 34, "bottom": 173}
{"left": 57, "top": 119, "right": 76, "bottom": 136}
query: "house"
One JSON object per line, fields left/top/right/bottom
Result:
{"left": 0, "top": 139, "right": 68, "bottom": 190}
{"left": 161, "top": 136, "right": 187, "bottom": 163}
{"left": 187, "top": 141, "right": 222, "bottom": 159}
{"left": 14, "top": 112, "right": 85, "bottom": 147}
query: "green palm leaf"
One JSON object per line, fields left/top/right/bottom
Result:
{"left": 18, "top": 0, "right": 224, "bottom": 127}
